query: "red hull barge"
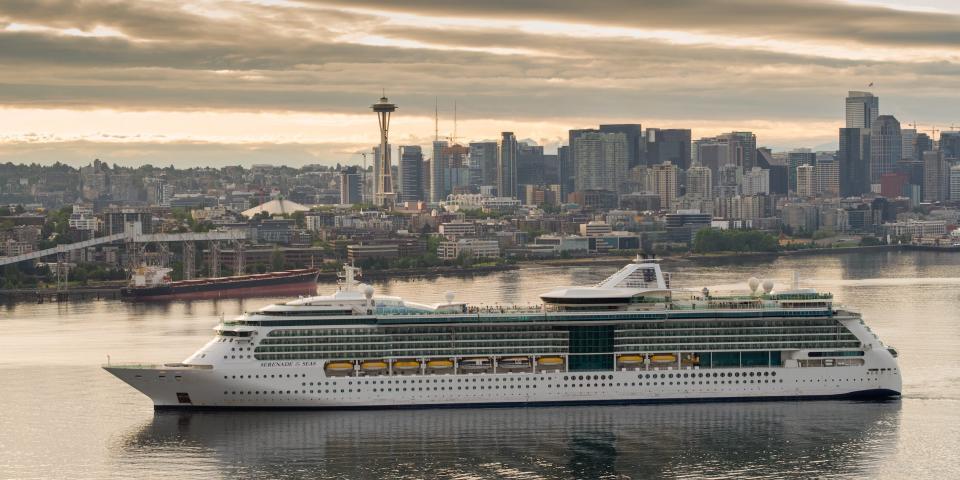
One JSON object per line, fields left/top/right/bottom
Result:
{"left": 121, "top": 269, "right": 320, "bottom": 301}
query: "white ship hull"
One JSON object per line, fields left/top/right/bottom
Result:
{"left": 106, "top": 359, "right": 900, "bottom": 410}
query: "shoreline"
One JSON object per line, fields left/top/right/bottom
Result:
{"left": 3, "top": 244, "right": 956, "bottom": 301}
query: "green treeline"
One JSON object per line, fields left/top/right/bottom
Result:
{"left": 693, "top": 229, "right": 780, "bottom": 253}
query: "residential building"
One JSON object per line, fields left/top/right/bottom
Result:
{"left": 498, "top": 132, "right": 518, "bottom": 198}
{"left": 599, "top": 124, "right": 642, "bottom": 168}
{"left": 398, "top": 146, "right": 423, "bottom": 203}
{"left": 816, "top": 158, "right": 840, "bottom": 197}
{"left": 742, "top": 167, "right": 770, "bottom": 196}
{"left": 685, "top": 165, "right": 712, "bottom": 199}
{"left": 796, "top": 165, "right": 816, "bottom": 197}
{"left": 431, "top": 140, "right": 449, "bottom": 202}
{"left": 572, "top": 130, "right": 629, "bottom": 194}
{"left": 651, "top": 162, "right": 679, "bottom": 211}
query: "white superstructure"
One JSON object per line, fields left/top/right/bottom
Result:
{"left": 105, "top": 259, "right": 901, "bottom": 409}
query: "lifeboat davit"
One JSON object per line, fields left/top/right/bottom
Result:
{"left": 393, "top": 360, "right": 421, "bottom": 372}
{"left": 427, "top": 359, "right": 454, "bottom": 370}
{"left": 324, "top": 361, "right": 353, "bottom": 374}
{"left": 651, "top": 354, "right": 677, "bottom": 363}
{"left": 459, "top": 358, "right": 491, "bottom": 371}
{"left": 537, "top": 356, "right": 564, "bottom": 366}
{"left": 617, "top": 355, "right": 643, "bottom": 365}
{"left": 360, "top": 360, "right": 388, "bottom": 373}
{"left": 498, "top": 357, "right": 531, "bottom": 370}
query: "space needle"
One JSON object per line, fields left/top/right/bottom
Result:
{"left": 371, "top": 93, "right": 397, "bottom": 208}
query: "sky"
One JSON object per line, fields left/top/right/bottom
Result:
{"left": 0, "top": 0, "right": 958, "bottom": 168}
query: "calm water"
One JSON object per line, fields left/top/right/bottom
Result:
{"left": 1, "top": 251, "right": 959, "bottom": 479}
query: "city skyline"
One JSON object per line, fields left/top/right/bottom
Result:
{"left": 1, "top": 0, "right": 959, "bottom": 167}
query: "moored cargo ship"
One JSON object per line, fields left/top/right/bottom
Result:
{"left": 120, "top": 266, "right": 319, "bottom": 301}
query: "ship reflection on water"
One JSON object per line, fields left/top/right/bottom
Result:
{"left": 120, "top": 400, "right": 900, "bottom": 479}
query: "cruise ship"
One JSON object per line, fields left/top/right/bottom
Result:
{"left": 105, "top": 259, "right": 902, "bottom": 409}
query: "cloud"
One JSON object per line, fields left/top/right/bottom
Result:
{"left": 0, "top": 0, "right": 958, "bottom": 165}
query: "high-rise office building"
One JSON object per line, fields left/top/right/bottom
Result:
{"left": 870, "top": 115, "right": 901, "bottom": 184}
{"left": 339, "top": 166, "right": 362, "bottom": 205}
{"left": 685, "top": 165, "right": 712, "bottom": 199}
{"left": 498, "top": 132, "right": 518, "bottom": 198}
{"left": 572, "top": 130, "right": 629, "bottom": 194}
{"left": 643, "top": 129, "right": 692, "bottom": 170}
{"left": 845, "top": 91, "right": 879, "bottom": 129}
{"left": 923, "top": 150, "right": 949, "bottom": 202}
{"left": 724, "top": 132, "right": 757, "bottom": 170}
{"left": 915, "top": 132, "right": 933, "bottom": 161}
{"left": 398, "top": 145, "right": 423, "bottom": 203}
{"left": 940, "top": 131, "right": 960, "bottom": 161}
{"left": 469, "top": 142, "right": 499, "bottom": 188}
{"left": 950, "top": 165, "right": 960, "bottom": 201}
{"left": 796, "top": 164, "right": 816, "bottom": 197}
{"left": 839, "top": 128, "right": 870, "bottom": 196}
{"left": 901, "top": 128, "right": 917, "bottom": 161}
{"left": 599, "top": 124, "right": 642, "bottom": 168}
{"left": 517, "top": 142, "right": 546, "bottom": 186}
{"left": 430, "top": 140, "right": 448, "bottom": 202}
{"left": 787, "top": 149, "right": 816, "bottom": 193}
{"left": 651, "top": 162, "right": 679, "bottom": 211}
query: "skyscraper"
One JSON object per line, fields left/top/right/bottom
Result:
{"left": 923, "top": 149, "right": 949, "bottom": 202}
{"left": 742, "top": 167, "right": 771, "bottom": 196}
{"left": 398, "top": 145, "right": 423, "bottom": 203}
{"left": 787, "top": 149, "right": 816, "bottom": 193}
{"left": 870, "top": 115, "right": 901, "bottom": 184}
{"left": 558, "top": 145, "right": 572, "bottom": 201}
{"left": 498, "top": 132, "right": 518, "bottom": 198}
{"left": 572, "top": 130, "right": 628, "bottom": 194}
{"left": 599, "top": 124, "right": 642, "bottom": 168}
{"left": 643, "top": 129, "right": 692, "bottom": 170}
{"left": 516, "top": 142, "right": 545, "bottom": 186}
{"left": 685, "top": 165, "right": 712, "bottom": 199}
{"left": 839, "top": 127, "right": 870, "bottom": 196}
{"left": 469, "top": 142, "right": 498, "bottom": 188}
{"left": 816, "top": 158, "right": 840, "bottom": 197}
{"left": 339, "top": 166, "right": 362, "bottom": 205}
{"left": 430, "top": 140, "right": 448, "bottom": 202}
{"left": 950, "top": 165, "right": 960, "bottom": 201}
{"left": 723, "top": 132, "right": 757, "bottom": 170}
{"left": 845, "top": 91, "right": 879, "bottom": 129}
{"left": 940, "top": 131, "right": 960, "bottom": 161}
{"left": 796, "top": 164, "right": 816, "bottom": 197}
{"left": 901, "top": 128, "right": 917, "bottom": 161}
{"left": 651, "top": 162, "right": 679, "bottom": 211}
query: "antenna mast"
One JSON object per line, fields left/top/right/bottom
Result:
{"left": 434, "top": 97, "right": 439, "bottom": 142}
{"left": 453, "top": 100, "right": 457, "bottom": 145}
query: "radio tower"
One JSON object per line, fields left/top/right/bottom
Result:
{"left": 371, "top": 92, "right": 397, "bottom": 208}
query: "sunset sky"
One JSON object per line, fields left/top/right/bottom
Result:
{"left": 1, "top": 0, "right": 958, "bottom": 167}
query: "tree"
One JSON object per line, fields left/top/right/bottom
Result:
{"left": 270, "top": 247, "right": 285, "bottom": 271}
